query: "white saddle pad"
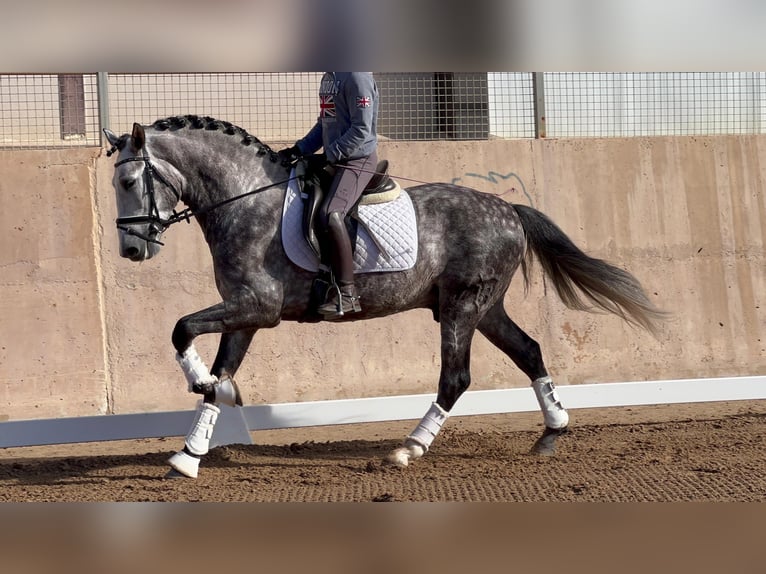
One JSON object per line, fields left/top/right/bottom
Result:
{"left": 281, "top": 173, "right": 418, "bottom": 274}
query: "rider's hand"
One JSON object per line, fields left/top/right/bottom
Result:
{"left": 277, "top": 145, "right": 301, "bottom": 166}
{"left": 305, "top": 153, "right": 329, "bottom": 173}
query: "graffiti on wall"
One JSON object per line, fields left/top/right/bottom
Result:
{"left": 451, "top": 170, "right": 534, "bottom": 207}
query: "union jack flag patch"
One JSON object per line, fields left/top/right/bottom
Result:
{"left": 320, "top": 95, "right": 336, "bottom": 117}
{"left": 356, "top": 96, "right": 371, "bottom": 108}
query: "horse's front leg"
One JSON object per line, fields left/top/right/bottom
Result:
{"left": 172, "top": 303, "right": 250, "bottom": 407}
{"left": 167, "top": 302, "right": 265, "bottom": 478}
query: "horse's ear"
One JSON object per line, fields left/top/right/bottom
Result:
{"left": 103, "top": 128, "right": 119, "bottom": 147}
{"left": 131, "top": 123, "right": 146, "bottom": 153}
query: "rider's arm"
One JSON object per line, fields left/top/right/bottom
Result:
{"left": 324, "top": 73, "right": 377, "bottom": 163}
{"left": 296, "top": 120, "right": 323, "bottom": 156}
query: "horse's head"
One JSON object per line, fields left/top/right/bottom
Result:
{"left": 103, "top": 123, "right": 182, "bottom": 261}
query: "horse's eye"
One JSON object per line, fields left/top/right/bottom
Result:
{"left": 120, "top": 177, "right": 136, "bottom": 190}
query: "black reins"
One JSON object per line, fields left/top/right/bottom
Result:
{"left": 110, "top": 146, "right": 296, "bottom": 246}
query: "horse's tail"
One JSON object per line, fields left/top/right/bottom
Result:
{"left": 513, "top": 204, "right": 668, "bottom": 335}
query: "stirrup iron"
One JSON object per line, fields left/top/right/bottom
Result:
{"left": 318, "top": 283, "right": 361, "bottom": 317}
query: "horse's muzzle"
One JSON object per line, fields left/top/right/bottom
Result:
{"left": 119, "top": 226, "right": 163, "bottom": 261}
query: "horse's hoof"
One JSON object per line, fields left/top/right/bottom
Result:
{"left": 167, "top": 450, "right": 200, "bottom": 478}
{"left": 385, "top": 448, "right": 411, "bottom": 468}
{"left": 385, "top": 443, "right": 425, "bottom": 468}
{"left": 531, "top": 426, "right": 569, "bottom": 456}
{"left": 164, "top": 468, "right": 190, "bottom": 479}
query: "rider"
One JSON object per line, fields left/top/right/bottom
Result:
{"left": 278, "top": 72, "right": 379, "bottom": 317}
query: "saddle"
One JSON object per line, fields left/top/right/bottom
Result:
{"left": 297, "top": 157, "right": 400, "bottom": 261}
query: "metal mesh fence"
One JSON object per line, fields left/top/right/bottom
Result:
{"left": 1, "top": 72, "right": 765, "bottom": 148}
{"left": 487, "top": 73, "right": 536, "bottom": 139}
{"left": 544, "top": 72, "right": 766, "bottom": 137}
{"left": 0, "top": 74, "right": 100, "bottom": 148}
{"left": 376, "top": 73, "right": 491, "bottom": 140}
{"left": 108, "top": 73, "right": 321, "bottom": 144}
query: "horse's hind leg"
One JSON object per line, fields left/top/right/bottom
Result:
{"left": 387, "top": 305, "right": 479, "bottom": 468}
{"left": 477, "top": 300, "right": 569, "bottom": 455}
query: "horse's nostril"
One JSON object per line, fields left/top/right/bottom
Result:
{"left": 124, "top": 246, "right": 140, "bottom": 259}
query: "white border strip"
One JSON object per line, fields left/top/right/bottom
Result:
{"left": 0, "top": 376, "right": 764, "bottom": 449}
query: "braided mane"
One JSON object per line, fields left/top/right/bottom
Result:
{"left": 150, "top": 115, "right": 274, "bottom": 156}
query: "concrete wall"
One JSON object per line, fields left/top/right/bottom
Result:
{"left": 1, "top": 137, "right": 764, "bottom": 420}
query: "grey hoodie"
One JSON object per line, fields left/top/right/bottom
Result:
{"left": 295, "top": 72, "right": 378, "bottom": 164}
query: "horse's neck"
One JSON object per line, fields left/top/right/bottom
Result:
{"left": 157, "top": 137, "right": 284, "bottom": 249}
{"left": 154, "top": 134, "right": 280, "bottom": 215}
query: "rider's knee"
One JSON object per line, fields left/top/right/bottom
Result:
{"left": 327, "top": 211, "right": 345, "bottom": 231}
{"left": 319, "top": 209, "right": 344, "bottom": 233}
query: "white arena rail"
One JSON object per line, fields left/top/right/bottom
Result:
{"left": 0, "top": 376, "right": 764, "bottom": 449}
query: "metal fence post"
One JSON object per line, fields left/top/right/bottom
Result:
{"left": 97, "top": 72, "right": 110, "bottom": 145}
{"left": 533, "top": 72, "right": 546, "bottom": 138}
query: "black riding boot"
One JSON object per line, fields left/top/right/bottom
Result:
{"left": 318, "top": 281, "right": 361, "bottom": 317}
{"left": 318, "top": 212, "right": 361, "bottom": 317}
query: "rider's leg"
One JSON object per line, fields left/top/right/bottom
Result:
{"left": 316, "top": 153, "right": 377, "bottom": 316}
{"left": 318, "top": 211, "right": 360, "bottom": 315}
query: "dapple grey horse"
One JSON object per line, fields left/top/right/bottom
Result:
{"left": 104, "top": 116, "right": 666, "bottom": 478}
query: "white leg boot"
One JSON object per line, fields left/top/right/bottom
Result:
{"left": 167, "top": 401, "right": 220, "bottom": 478}
{"left": 387, "top": 402, "right": 449, "bottom": 468}
{"left": 176, "top": 345, "right": 241, "bottom": 407}
{"left": 532, "top": 376, "right": 569, "bottom": 429}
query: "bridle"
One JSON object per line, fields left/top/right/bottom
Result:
{"left": 109, "top": 145, "right": 296, "bottom": 246}
{"left": 112, "top": 148, "right": 183, "bottom": 245}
